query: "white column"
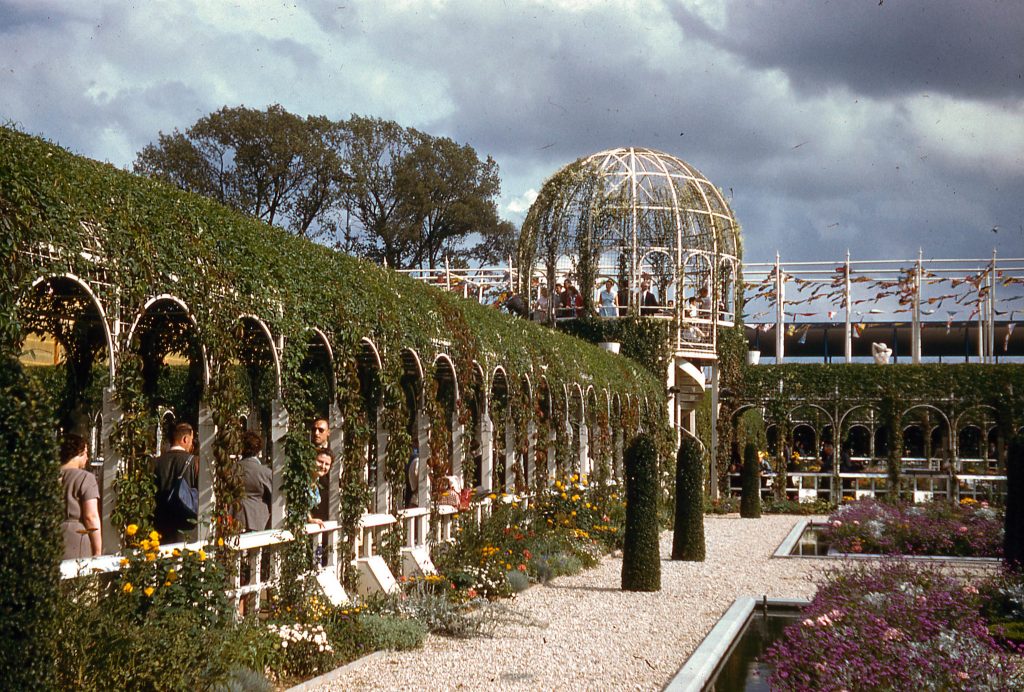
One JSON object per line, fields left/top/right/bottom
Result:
{"left": 327, "top": 401, "right": 343, "bottom": 521}
{"left": 375, "top": 411, "right": 389, "bottom": 512}
{"left": 579, "top": 423, "right": 590, "bottom": 477}
{"left": 197, "top": 403, "right": 216, "bottom": 542}
{"left": 270, "top": 399, "right": 289, "bottom": 528}
{"left": 547, "top": 427, "right": 557, "bottom": 483}
{"left": 480, "top": 415, "right": 494, "bottom": 493}
{"left": 451, "top": 409, "right": 464, "bottom": 480}
{"left": 526, "top": 420, "right": 537, "bottom": 489}
{"left": 416, "top": 405, "right": 431, "bottom": 508}
{"left": 100, "top": 386, "right": 121, "bottom": 553}
{"left": 504, "top": 415, "right": 515, "bottom": 492}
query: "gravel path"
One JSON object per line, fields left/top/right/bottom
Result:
{"left": 319, "top": 514, "right": 835, "bottom": 691}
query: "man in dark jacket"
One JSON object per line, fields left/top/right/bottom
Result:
{"left": 153, "top": 422, "right": 198, "bottom": 543}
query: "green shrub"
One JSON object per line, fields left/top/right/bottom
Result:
{"left": 55, "top": 578, "right": 275, "bottom": 691}
{"left": 705, "top": 495, "right": 740, "bottom": 514}
{"left": 672, "top": 436, "right": 706, "bottom": 561}
{"left": 763, "top": 498, "right": 834, "bottom": 515}
{"left": 740, "top": 442, "right": 761, "bottom": 519}
{"left": 506, "top": 569, "right": 531, "bottom": 593}
{"left": 1006, "top": 433, "right": 1024, "bottom": 572}
{"left": 358, "top": 614, "right": 427, "bottom": 651}
{"left": 621, "top": 433, "right": 661, "bottom": 592}
{"left": 529, "top": 552, "right": 585, "bottom": 584}
{"left": 0, "top": 357, "right": 61, "bottom": 690}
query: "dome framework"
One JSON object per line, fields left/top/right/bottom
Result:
{"left": 517, "top": 147, "right": 742, "bottom": 357}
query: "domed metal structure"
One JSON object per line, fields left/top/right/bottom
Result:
{"left": 517, "top": 146, "right": 742, "bottom": 358}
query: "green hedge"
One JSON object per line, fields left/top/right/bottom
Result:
{"left": 740, "top": 442, "right": 761, "bottom": 519}
{"left": 1007, "top": 434, "right": 1024, "bottom": 572}
{"left": 621, "top": 434, "right": 661, "bottom": 592}
{"left": 671, "top": 436, "right": 705, "bottom": 561}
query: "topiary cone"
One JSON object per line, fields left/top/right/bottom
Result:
{"left": 672, "top": 436, "right": 706, "bottom": 561}
{"left": 1006, "top": 434, "right": 1024, "bottom": 572}
{"left": 740, "top": 442, "right": 762, "bottom": 518}
{"left": 621, "top": 433, "right": 661, "bottom": 591}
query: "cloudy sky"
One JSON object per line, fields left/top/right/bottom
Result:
{"left": 2, "top": 0, "right": 1022, "bottom": 263}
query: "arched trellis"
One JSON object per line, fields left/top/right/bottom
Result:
{"left": 953, "top": 404, "right": 1000, "bottom": 471}
{"left": 125, "top": 294, "right": 210, "bottom": 388}
{"left": 400, "top": 347, "right": 427, "bottom": 508}
{"left": 238, "top": 314, "right": 283, "bottom": 399}
{"left": 490, "top": 366, "right": 511, "bottom": 492}
{"left": 432, "top": 353, "right": 461, "bottom": 482}
{"left": 24, "top": 273, "right": 117, "bottom": 381}
{"left": 6, "top": 129, "right": 670, "bottom": 575}
{"left": 354, "top": 337, "right": 386, "bottom": 513}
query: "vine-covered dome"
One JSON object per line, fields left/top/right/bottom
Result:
{"left": 517, "top": 146, "right": 742, "bottom": 356}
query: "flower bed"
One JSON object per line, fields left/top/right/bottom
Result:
{"left": 765, "top": 561, "right": 1024, "bottom": 691}
{"left": 53, "top": 473, "right": 627, "bottom": 689}
{"left": 821, "top": 498, "right": 1003, "bottom": 557}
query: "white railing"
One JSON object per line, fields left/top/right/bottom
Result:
{"left": 728, "top": 471, "right": 1006, "bottom": 505}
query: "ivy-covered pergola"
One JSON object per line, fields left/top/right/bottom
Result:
{"left": 2, "top": 128, "right": 668, "bottom": 578}
{"left": 720, "top": 363, "right": 1024, "bottom": 502}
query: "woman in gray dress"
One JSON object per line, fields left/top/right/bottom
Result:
{"left": 59, "top": 433, "right": 102, "bottom": 559}
{"left": 235, "top": 431, "right": 273, "bottom": 532}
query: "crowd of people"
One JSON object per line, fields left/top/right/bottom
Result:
{"left": 501, "top": 275, "right": 714, "bottom": 326}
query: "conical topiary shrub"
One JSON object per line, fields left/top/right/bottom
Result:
{"left": 740, "top": 442, "right": 761, "bottom": 518}
{"left": 1006, "top": 434, "right": 1024, "bottom": 572}
{"left": 672, "top": 436, "right": 705, "bottom": 561}
{"left": 621, "top": 433, "right": 661, "bottom": 592}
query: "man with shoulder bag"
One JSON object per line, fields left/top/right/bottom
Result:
{"left": 153, "top": 422, "right": 199, "bottom": 543}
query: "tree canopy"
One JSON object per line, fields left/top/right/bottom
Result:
{"left": 134, "top": 105, "right": 512, "bottom": 269}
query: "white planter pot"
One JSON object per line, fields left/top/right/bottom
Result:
{"left": 599, "top": 342, "right": 621, "bottom": 354}
{"left": 746, "top": 350, "right": 761, "bottom": 365}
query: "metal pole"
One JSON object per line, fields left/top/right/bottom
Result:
{"left": 445, "top": 256, "right": 451, "bottom": 291}
{"left": 912, "top": 249, "right": 922, "bottom": 363}
{"left": 845, "top": 250, "right": 852, "bottom": 363}
{"left": 988, "top": 250, "right": 997, "bottom": 363}
{"left": 776, "top": 253, "right": 785, "bottom": 364}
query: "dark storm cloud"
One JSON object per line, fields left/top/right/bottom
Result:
{"left": 1, "top": 0, "right": 1019, "bottom": 265}
{"left": 669, "top": 0, "right": 1024, "bottom": 102}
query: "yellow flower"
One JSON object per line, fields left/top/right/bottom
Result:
{"left": 148, "top": 530, "right": 160, "bottom": 543}
{"left": 217, "top": 537, "right": 224, "bottom": 547}
{"left": 571, "top": 474, "right": 578, "bottom": 482}
{"left": 487, "top": 493, "right": 497, "bottom": 500}
{"left": 163, "top": 581, "right": 172, "bottom": 587}
{"left": 172, "top": 548, "right": 181, "bottom": 557}
{"left": 166, "top": 569, "right": 177, "bottom": 581}
{"left": 585, "top": 503, "right": 592, "bottom": 509}
{"left": 571, "top": 494, "right": 580, "bottom": 502}
{"left": 139, "top": 539, "right": 151, "bottom": 551}
{"left": 145, "top": 552, "right": 157, "bottom": 562}
{"left": 571, "top": 511, "right": 577, "bottom": 517}
{"left": 198, "top": 549, "right": 207, "bottom": 561}
{"left": 125, "top": 524, "right": 138, "bottom": 537}
{"left": 561, "top": 492, "right": 567, "bottom": 499}
{"left": 122, "top": 582, "right": 133, "bottom": 594}
{"left": 119, "top": 558, "right": 130, "bottom": 568}
{"left": 144, "top": 586, "right": 155, "bottom": 597}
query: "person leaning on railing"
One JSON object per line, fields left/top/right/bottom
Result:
{"left": 59, "top": 432, "right": 102, "bottom": 559}
{"left": 308, "top": 448, "right": 333, "bottom": 527}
